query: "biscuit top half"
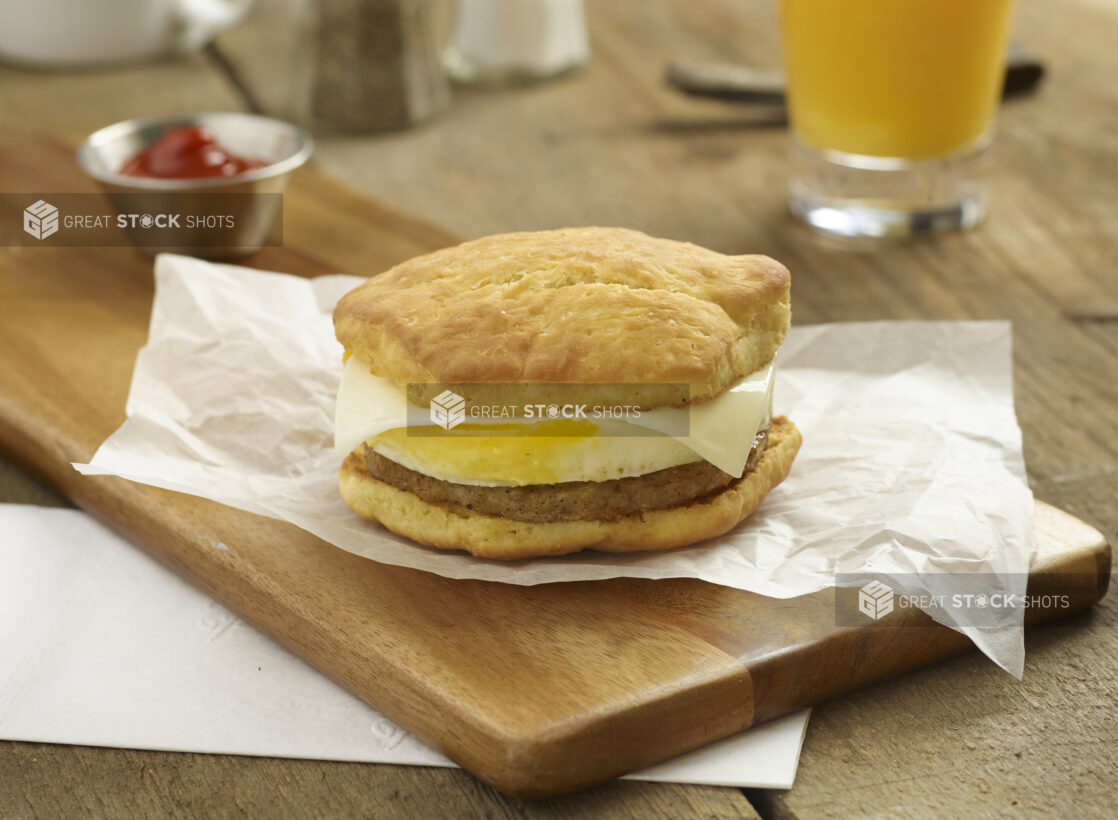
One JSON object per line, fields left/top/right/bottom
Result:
{"left": 334, "top": 227, "right": 790, "bottom": 404}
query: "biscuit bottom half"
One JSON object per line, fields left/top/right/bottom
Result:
{"left": 339, "top": 416, "right": 801, "bottom": 560}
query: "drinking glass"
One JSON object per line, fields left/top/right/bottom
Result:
{"left": 779, "top": 0, "right": 1016, "bottom": 239}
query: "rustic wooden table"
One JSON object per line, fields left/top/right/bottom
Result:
{"left": 1, "top": 0, "right": 1115, "bottom": 817}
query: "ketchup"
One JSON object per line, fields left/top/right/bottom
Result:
{"left": 120, "top": 126, "right": 265, "bottom": 179}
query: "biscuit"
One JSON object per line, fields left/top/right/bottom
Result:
{"left": 334, "top": 227, "right": 790, "bottom": 405}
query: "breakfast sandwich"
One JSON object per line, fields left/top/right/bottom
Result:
{"left": 333, "top": 227, "right": 801, "bottom": 559}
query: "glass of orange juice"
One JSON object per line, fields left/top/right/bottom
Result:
{"left": 779, "top": 0, "right": 1016, "bottom": 239}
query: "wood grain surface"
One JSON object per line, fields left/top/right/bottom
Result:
{"left": 2, "top": 143, "right": 1104, "bottom": 800}
{"left": 2, "top": 0, "right": 1116, "bottom": 816}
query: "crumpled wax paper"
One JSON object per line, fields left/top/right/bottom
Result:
{"left": 76, "top": 255, "right": 1037, "bottom": 675}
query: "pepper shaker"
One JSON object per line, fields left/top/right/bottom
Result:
{"left": 308, "top": 0, "right": 450, "bottom": 130}
{"left": 218, "top": 0, "right": 451, "bottom": 132}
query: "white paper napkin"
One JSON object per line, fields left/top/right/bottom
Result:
{"left": 0, "top": 503, "right": 809, "bottom": 789}
{"left": 75, "top": 255, "right": 1037, "bottom": 675}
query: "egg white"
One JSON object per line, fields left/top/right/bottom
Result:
{"left": 369, "top": 425, "right": 702, "bottom": 487}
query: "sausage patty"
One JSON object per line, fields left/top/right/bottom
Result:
{"left": 364, "top": 429, "right": 769, "bottom": 524}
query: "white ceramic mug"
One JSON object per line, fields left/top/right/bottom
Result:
{"left": 0, "top": 0, "right": 253, "bottom": 69}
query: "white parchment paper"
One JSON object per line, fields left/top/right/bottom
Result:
{"left": 76, "top": 255, "right": 1037, "bottom": 675}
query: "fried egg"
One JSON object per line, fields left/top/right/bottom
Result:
{"left": 369, "top": 419, "right": 702, "bottom": 486}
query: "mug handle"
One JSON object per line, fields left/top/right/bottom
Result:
{"left": 174, "top": 0, "right": 255, "bottom": 52}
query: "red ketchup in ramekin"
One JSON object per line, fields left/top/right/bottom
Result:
{"left": 120, "top": 126, "right": 265, "bottom": 179}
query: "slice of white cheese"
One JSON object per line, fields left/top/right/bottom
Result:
{"left": 333, "top": 355, "right": 776, "bottom": 478}
{"left": 333, "top": 355, "right": 410, "bottom": 457}
{"left": 626, "top": 359, "right": 775, "bottom": 477}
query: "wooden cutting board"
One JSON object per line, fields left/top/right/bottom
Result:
{"left": 0, "top": 143, "right": 1110, "bottom": 798}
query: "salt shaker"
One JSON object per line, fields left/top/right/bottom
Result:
{"left": 443, "top": 0, "right": 590, "bottom": 85}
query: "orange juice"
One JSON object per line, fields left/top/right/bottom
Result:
{"left": 780, "top": 0, "right": 1015, "bottom": 159}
